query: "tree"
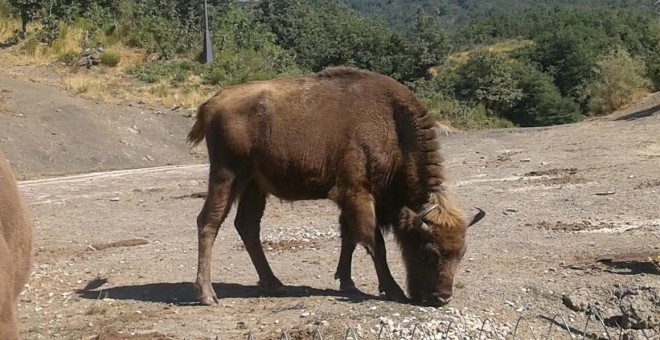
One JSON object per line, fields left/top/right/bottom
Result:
{"left": 454, "top": 49, "right": 523, "bottom": 116}
{"left": 403, "top": 11, "right": 452, "bottom": 80}
{"left": 508, "top": 63, "right": 583, "bottom": 126}
{"left": 9, "top": 0, "right": 41, "bottom": 36}
{"left": 531, "top": 27, "right": 602, "bottom": 103}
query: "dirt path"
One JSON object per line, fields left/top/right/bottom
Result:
{"left": 1, "top": 67, "right": 658, "bottom": 339}
{"left": 0, "top": 68, "right": 205, "bottom": 180}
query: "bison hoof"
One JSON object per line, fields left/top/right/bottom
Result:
{"left": 258, "top": 278, "right": 284, "bottom": 294}
{"left": 380, "top": 286, "right": 408, "bottom": 303}
{"left": 198, "top": 294, "right": 218, "bottom": 306}
{"left": 339, "top": 283, "right": 363, "bottom": 295}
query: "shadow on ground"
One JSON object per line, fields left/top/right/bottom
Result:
{"left": 614, "top": 103, "right": 660, "bottom": 121}
{"left": 76, "top": 278, "right": 378, "bottom": 305}
{"left": 595, "top": 251, "right": 660, "bottom": 275}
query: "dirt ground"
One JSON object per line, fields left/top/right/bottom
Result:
{"left": 1, "top": 62, "right": 659, "bottom": 339}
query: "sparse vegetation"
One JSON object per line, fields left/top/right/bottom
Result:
{"left": 100, "top": 49, "right": 121, "bottom": 67}
{"left": 585, "top": 49, "right": 652, "bottom": 115}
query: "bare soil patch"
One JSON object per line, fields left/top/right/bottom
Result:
{"left": 635, "top": 178, "right": 660, "bottom": 189}
{"left": 94, "top": 328, "right": 174, "bottom": 340}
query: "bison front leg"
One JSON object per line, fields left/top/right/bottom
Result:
{"left": 195, "top": 168, "right": 237, "bottom": 305}
{"left": 334, "top": 213, "right": 362, "bottom": 294}
{"left": 340, "top": 192, "right": 407, "bottom": 303}
{"left": 234, "top": 181, "right": 283, "bottom": 293}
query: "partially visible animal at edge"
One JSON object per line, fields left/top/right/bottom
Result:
{"left": 0, "top": 150, "right": 33, "bottom": 340}
{"left": 187, "top": 66, "right": 485, "bottom": 307}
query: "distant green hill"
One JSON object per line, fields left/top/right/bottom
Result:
{"left": 341, "top": 0, "right": 656, "bottom": 31}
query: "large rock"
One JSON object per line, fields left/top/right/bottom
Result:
{"left": 617, "top": 286, "right": 659, "bottom": 330}
{"left": 562, "top": 285, "right": 660, "bottom": 331}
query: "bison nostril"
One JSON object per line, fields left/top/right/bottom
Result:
{"left": 430, "top": 292, "right": 452, "bottom": 306}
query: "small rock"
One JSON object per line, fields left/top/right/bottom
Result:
{"left": 300, "top": 312, "right": 310, "bottom": 317}
{"left": 520, "top": 158, "right": 531, "bottom": 162}
{"left": 593, "top": 191, "right": 616, "bottom": 196}
{"left": 110, "top": 197, "right": 120, "bottom": 202}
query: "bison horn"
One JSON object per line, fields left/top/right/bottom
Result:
{"left": 467, "top": 207, "right": 486, "bottom": 227}
{"left": 413, "top": 204, "right": 439, "bottom": 231}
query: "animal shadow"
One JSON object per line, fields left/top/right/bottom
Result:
{"left": 76, "top": 279, "right": 378, "bottom": 306}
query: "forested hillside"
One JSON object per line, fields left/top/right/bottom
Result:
{"left": 342, "top": 0, "right": 657, "bottom": 32}
{"left": 1, "top": 0, "right": 658, "bottom": 129}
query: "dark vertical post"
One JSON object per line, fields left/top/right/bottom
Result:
{"left": 201, "top": 0, "right": 213, "bottom": 64}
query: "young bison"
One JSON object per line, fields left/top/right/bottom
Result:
{"left": 0, "top": 150, "right": 33, "bottom": 339}
{"left": 187, "top": 67, "right": 485, "bottom": 307}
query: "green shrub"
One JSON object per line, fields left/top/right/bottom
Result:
{"left": 100, "top": 50, "right": 121, "bottom": 67}
{"left": 128, "top": 60, "right": 200, "bottom": 85}
{"left": 57, "top": 50, "right": 79, "bottom": 64}
{"left": 422, "top": 94, "right": 515, "bottom": 130}
{"left": 507, "top": 63, "right": 584, "bottom": 126}
{"left": 584, "top": 48, "right": 652, "bottom": 115}
{"left": 453, "top": 49, "right": 523, "bottom": 116}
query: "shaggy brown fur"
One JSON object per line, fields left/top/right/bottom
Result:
{"left": 188, "top": 66, "right": 484, "bottom": 306}
{"left": 0, "top": 150, "right": 33, "bottom": 339}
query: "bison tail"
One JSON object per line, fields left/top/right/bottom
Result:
{"left": 187, "top": 101, "right": 209, "bottom": 147}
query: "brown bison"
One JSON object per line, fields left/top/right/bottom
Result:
{"left": 0, "top": 150, "right": 33, "bottom": 339}
{"left": 187, "top": 66, "right": 484, "bottom": 307}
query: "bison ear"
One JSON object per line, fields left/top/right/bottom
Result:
{"left": 467, "top": 207, "right": 486, "bottom": 228}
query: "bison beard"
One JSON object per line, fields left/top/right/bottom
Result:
{"left": 187, "top": 66, "right": 485, "bottom": 306}
{"left": 0, "top": 149, "right": 33, "bottom": 340}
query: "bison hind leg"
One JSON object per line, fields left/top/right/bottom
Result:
{"left": 194, "top": 167, "right": 238, "bottom": 305}
{"left": 234, "top": 181, "right": 284, "bottom": 293}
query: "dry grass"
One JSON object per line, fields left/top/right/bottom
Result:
{"left": 431, "top": 39, "right": 533, "bottom": 76}
{"left": 0, "top": 18, "right": 21, "bottom": 42}
{"left": 61, "top": 72, "right": 118, "bottom": 101}
{"left": 0, "top": 16, "right": 220, "bottom": 111}
{"left": 486, "top": 39, "right": 534, "bottom": 54}
{"left": 1, "top": 24, "right": 213, "bottom": 109}
{"left": 148, "top": 79, "right": 216, "bottom": 110}
{"left": 58, "top": 68, "right": 215, "bottom": 108}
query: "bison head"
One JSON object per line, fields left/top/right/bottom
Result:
{"left": 397, "top": 204, "right": 485, "bottom": 306}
